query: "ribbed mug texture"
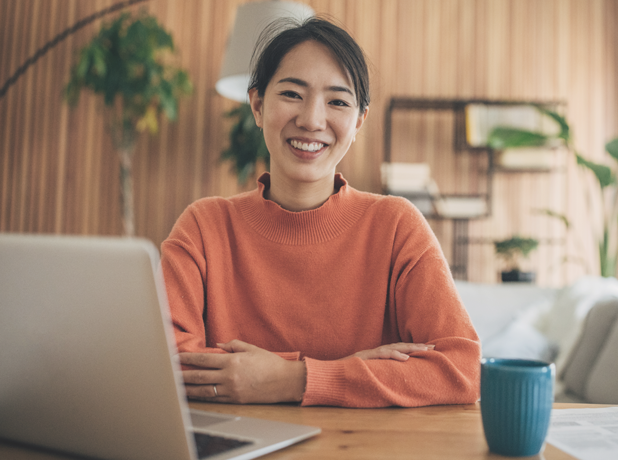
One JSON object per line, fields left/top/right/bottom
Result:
{"left": 480, "top": 358, "right": 555, "bottom": 457}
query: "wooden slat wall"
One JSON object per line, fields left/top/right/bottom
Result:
{"left": 1, "top": 0, "right": 616, "bottom": 286}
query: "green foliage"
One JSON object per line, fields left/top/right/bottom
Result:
{"left": 533, "top": 208, "right": 571, "bottom": 230}
{"left": 575, "top": 153, "right": 614, "bottom": 189}
{"left": 487, "top": 106, "right": 571, "bottom": 150}
{"left": 64, "top": 11, "right": 192, "bottom": 147}
{"left": 221, "top": 103, "right": 269, "bottom": 185}
{"left": 487, "top": 127, "right": 549, "bottom": 150}
{"left": 544, "top": 108, "right": 571, "bottom": 142}
{"left": 494, "top": 236, "right": 539, "bottom": 271}
{"left": 606, "top": 138, "right": 618, "bottom": 161}
{"left": 488, "top": 106, "right": 618, "bottom": 277}
{"left": 64, "top": 11, "right": 192, "bottom": 236}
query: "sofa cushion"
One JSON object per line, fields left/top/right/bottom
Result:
{"left": 482, "top": 317, "right": 558, "bottom": 362}
{"left": 543, "top": 276, "right": 618, "bottom": 374}
{"left": 560, "top": 298, "right": 618, "bottom": 404}
{"left": 584, "top": 303, "right": 618, "bottom": 403}
{"left": 454, "top": 281, "right": 556, "bottom": 343}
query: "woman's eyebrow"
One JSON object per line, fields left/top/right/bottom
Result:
{"left": 276, "top": 77, "right": 354, "bottom": 97}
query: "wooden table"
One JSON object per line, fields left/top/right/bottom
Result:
{"left": 0, "top": 402, "right": 606, "bottom": 459}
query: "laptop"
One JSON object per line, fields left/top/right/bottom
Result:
{"left": 0, "top": 233, "right": 320, "bottom": 460}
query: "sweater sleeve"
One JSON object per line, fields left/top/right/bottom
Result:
{"left": 301, "top": 210, "right": 481, "bottom": 408}
{"left": 161, "top": 205, "right": 300, "bottom": 361}
{"left": 161, "top": 207, "right": 211, "bottom": 354}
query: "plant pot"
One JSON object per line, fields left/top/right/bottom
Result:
{"left": 501, "top": 270, "right": 536, "bottom": 283}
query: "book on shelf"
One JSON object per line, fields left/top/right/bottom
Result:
{"left": 433, "top": 196, "right": 488, "bottom": 219}
{"left": 495, "top": 148, "right": 555, "bottom": 170}
{"left": 381, "top": 162, "right": 432, "bottom": 192}
{"left": 465, "top": 104, "right": 560, "bottom": 147}
{"left": 381, "top": 162, "right": 440, "bottom": 215}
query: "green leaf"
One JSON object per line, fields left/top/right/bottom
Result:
{"left": 155, "top": 26, "right": 174, "bottom": 49}
{"left": 538, "top": 107, "right": 570, "bottom": 142}
{"left": 533, "top": 208, "right": 571, "bottom": 229}
{"left": 75, "top": 49, "right": 91, "bottom": 79}
{"left": 487, "top": 127, "right": 549, "bottom": 149}
{"left": 576, "top": 153, "right": 614, "bottom": 188}
{"left": 91, "top": 44, "right": 107, "bottom": 76}
{"left": 599, "top": 231, "right": 616, "bottom": 277}
{"left": 174, "top": 70, "right": 192, "bottom": 95}
{"left": 605, "top": 138, "right": 618, "bottom": 162}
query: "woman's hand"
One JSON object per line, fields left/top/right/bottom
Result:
{"left": 179, "top": 340, "right": 306, "bottom": 404}
{"left": 342, "top": 342, "right": 435, "bottom": 362}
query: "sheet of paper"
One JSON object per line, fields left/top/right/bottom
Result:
{"left": 546, "top": 407, "right": 618, "bottom": 460}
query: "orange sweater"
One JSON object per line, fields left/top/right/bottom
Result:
{"left": 161, "top": 173, "right": 480, "bottom": 408}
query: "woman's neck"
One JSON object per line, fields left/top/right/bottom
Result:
{"left": 265, "top": 173, "right": 336, "bottom": 212}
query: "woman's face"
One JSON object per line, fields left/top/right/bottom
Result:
{"left": 249, "top": 40, "right": 367, "bottom": 187}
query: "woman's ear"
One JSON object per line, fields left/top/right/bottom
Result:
{"left": 249, "top": 88, "right": 264, "bottom": 128}
{"left": 355, "top": 106, "right": 369, "bottom": 133}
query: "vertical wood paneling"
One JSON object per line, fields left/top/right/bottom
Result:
{"left": 1, "top": 0, "right": 616, "bottom": 286}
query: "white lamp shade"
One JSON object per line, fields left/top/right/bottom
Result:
{"left": 216, "top": 1, "right": 315, "bottom": 103}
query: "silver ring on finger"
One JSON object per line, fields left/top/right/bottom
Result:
{"left": 212, "top": 384, "right": 218, "bottom": 397}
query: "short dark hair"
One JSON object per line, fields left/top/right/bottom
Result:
{"left": 248, "top": 17, "right": 370, "bottom": 114}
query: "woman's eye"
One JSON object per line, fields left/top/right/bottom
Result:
{"left": 330, "top": 99, "right": 351, "bottom": 107}
{"left": 280, "top": 91, "right": 301, "bottom": 99}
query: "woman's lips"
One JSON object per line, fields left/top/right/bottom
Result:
{"left": 288, "top": 139, "right": 327, "bottom": 160}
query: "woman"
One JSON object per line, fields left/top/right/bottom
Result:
{"left": 161, "top": 17, "right": 480, "bottom": 408}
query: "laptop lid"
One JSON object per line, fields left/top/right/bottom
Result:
{"left": 0, "top": 234, "right": 319, "bottom": 460}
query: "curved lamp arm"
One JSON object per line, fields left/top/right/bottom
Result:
{"left": 0, "top": 0, "right": 148, "bottom": 100}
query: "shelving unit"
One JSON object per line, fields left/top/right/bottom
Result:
{"left": 383, "top": 97, "right": 565, "bottom": 280}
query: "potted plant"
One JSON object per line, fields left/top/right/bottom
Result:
{"left": 488, "top": 107, "right": 618, "bottom": 277}
{"left": 221, "top": 103, "right": 269, "bottom": 185}
{"left": 494, "top": 236, "right": 539, "bottom": 282}
{"left": 64, "top": 11, "right": 192, "bottom": 236}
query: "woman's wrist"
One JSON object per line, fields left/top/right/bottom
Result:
{"left": 286, "top": 360, "right": 307, "bottom": 403}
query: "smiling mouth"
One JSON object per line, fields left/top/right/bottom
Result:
{"left": 289, "top": 139, "right": 326, "bottom": 153}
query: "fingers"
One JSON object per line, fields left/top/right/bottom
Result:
{"left": 387, "top": 350, "right": 412, "bottom": 362}
{"left": 347, "top": 342, "right": 436, "bottom": 361}
{"left": 383, "top": 345, "right": 433, "bottom": 361}
{"left": 182, "top": 366, "right": 226, "bottom": 401}
{"left": 373, "top": 347, "right": 413, "bottom": 361}
{"left": 397, "top": 342, "right": 435, "bottom": 360}
{"left": 184, "top": 382, "right": 227, "bottom": 402}
{"left": 389, "top": 342, "right": 435, "bottom": 355}
{"left": 216, "top": 339, "right": 256, "bottom": 353}
{"left": 178, "top": 352, "right": 229, "bottom": 369}
{"left": 182, "top": 369, "right": 219, "bottom": 385}
{"left": 179, "top": 340, "right": 258, "bottom": 369}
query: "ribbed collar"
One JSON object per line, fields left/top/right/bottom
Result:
{"left": 236, "top": 172, "right": 371, "bottom": 245}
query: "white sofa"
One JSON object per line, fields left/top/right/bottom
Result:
{"left": 455, "top": 276, "right": 618, "bottom": 404}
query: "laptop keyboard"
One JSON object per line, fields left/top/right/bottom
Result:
{"left": 193, "top": 432, "right": 254, "bottom": 459}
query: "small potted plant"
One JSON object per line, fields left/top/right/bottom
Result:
{"left": 494, "top": 236, "right": 539, "bottom": 282}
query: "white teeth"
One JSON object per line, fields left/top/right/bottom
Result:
{"left": 291, "top": 139, "right": 324, "bottom": 152}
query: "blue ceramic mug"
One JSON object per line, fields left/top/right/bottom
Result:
{"left": 480, "top": 358, "right": 555, "bottom": 457}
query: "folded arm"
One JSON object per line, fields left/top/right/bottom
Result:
{"left": 297, "top": 246, "right": 481, "bottom": 408}
{"left": 178, "top": 340, "right": 438, "bottom": 405}
{"left": 302, "top": 336, "right": 480, "bottom": 407}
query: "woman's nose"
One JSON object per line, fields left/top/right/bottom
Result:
{"left": 295, "top": 99, "right": 327, "bottom": 131}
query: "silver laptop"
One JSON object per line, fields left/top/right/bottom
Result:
{"left": 0, "top": 233, "right": 320, "bottom": 460}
